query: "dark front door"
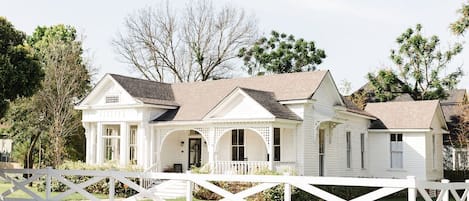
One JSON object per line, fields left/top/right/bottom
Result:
{"left": 188, "top": 138, "right": 202, "bottom": 169}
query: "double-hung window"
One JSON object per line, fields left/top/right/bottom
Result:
{"left": 360, "top": 133, "right": 365, "bottom": 169}
{"left": 390, "top": 133, "right": 403, "bottom": 169}
{"left": 346, "top": 131, "right": 351, "bottom": 168}
{"left": 232, "top": 129, "right": 245, "bottom": 161}
{"left": 274, "top": 128, "right": 281, "bottom": 161}
{"left": 129, "top": 126, "right": 137, "bottom": 165}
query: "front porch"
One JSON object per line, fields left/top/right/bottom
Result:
{"left": 155, "top": 123, "right": 298, "bottom": 175}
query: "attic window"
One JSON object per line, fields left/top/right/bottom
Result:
{"left": 105, "top": 96, "right": 119, "bottom": 103}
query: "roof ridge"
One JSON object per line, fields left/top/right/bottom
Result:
{"left": 108, "top": 73, "right": 173, "bottom": 85}
{"left": 171, "top": 70, "right": 328, "bottom": 86}
{"left": 367, "top": 99, "right": 439, "bottom": 105}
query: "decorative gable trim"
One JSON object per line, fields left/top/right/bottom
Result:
{"left": 202, "top": 87, "right": 275, "bottom": 120}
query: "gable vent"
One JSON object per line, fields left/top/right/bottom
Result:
{"left": 105, "top": 96, "right": 119, "bottom": 103}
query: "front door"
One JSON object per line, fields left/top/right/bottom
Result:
{"left": 188, "top": 138, "right": 202, "bottom": 169}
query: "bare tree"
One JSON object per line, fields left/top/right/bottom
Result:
{"left": 113, "top": 0, "right": 257, "bottom": 82}
{"left": 455, "top": 104, "right": 469, "bottom": 148}
{"left": 36, "top": 39, "right": 91, "bottom": 166}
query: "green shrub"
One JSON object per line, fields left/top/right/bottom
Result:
{"left": 37, "top": 161, "right": 142, "bottom": 198}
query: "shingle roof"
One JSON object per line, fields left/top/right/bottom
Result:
{"left": 239, "top": 88, "right": 302, "bottom": 121}
{"left": 440, "top": 89, "right": 468, "bottom": 122}
{"left": 441, "top": 89, "right": 467, "bottom": 104}
{"left": 112, "top": 71, "right": 328, "bottom": 121}
{"left": 365, "top": 100, "right": 440, "bottom": 129}
{"left": 165, "top": 71, "right": 328, "bottom": 121}
{"left": 342, "top": 96, "right": 375, "bottom": 118}
{"left": 110, "top": 74, "right": 178, "bottom": 106}
{"left": 391, "top": 93, "right": 414, "bottom": 102}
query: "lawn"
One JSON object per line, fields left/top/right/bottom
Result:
{"left": 0, "top": 182, "right": 110, "bottom": 200}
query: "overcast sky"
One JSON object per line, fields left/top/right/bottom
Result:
{"left": 2, "top": 0, "right": 468, "bottom": 92}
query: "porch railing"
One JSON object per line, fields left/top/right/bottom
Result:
{"left": 213, "top": 161, "right": 268, "bottom": 175}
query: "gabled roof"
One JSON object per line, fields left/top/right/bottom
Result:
{"left": 110, "top": 74, "right": 178, "bottom": 106}
{"left": 441, "top": 89, "right": 467, "bottom": 104}
{"left": 162, "top": 71, "right": 328, "bottom": 121}
{"left": 86, "top": 71, "right": 330, "bottom": 121}
{"left": 236, "top": 87, "right": 302, "bottom": 121}
{"left": 365, "top": 100, "right": 443, "bottom": 129}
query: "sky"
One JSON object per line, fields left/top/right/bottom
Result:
{"left": 1, "top": 0, "right": 468, "bottom": 92}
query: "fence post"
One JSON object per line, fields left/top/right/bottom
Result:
{"left": 45, "top": 167, "right": 52, "bottom": 200}
{"left": 109, "top": 177, "right": 115, "bottom": 201}
{"left": 186, "top": 170, "right": 193, "bottom": 201}
{"left": 453, "top": 148, "right": 457, "bottom": 170}
{"left": 284, "top": 172, "right": 291, "bottom": 201}
{"left": 442, "top": 179, "right": 449, "bottom": 201}
{"left": 407, "top": 176, "right": 416, "bottom": 201}
{"left": 464, "top": 179, "right": 469, "bottom": 201}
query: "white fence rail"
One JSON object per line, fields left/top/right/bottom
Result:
{"left": 1, "top": 168, "right": 469, "bottom": 201}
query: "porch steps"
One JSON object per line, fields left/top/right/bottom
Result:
{"left": 132, "top": 179, "right": 187, "bottom": 200}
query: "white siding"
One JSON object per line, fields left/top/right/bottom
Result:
{"left": 286, "top": 104, "right": 304, "bottom": 119}
{"left": 86, "top": 79, "right": 137, "bottom": 106}
{"left": 300, "top": 103, "right": 315, "bottom": 175}
{"left": 325, "top": 116, "right": 369, "bottom": 177}
{"left": 369, "top": 132, "right": 427, "bottom": 180}
{"left": 281, "top": 128, "right": 296, "bottom": 162}
{"left": 426, "top": 114, "right": 444, "bottom": 181}
{"left": 160, "top": 130, "right": 188, "bottom": 171}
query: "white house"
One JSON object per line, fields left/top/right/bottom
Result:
{"left": 75, "top": 70, "right": 447, "bottom": 181}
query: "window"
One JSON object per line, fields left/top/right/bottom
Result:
{"left": 432, "top": 134, "right": 436, "bottom": 169}
{"left": 390, "top": 134, "right": 403, "bottom": 169}
{"left": 105, "top": 96, "right": 119, "bottom": 103}
{"left": 103, "top": 127, "right": 120, "bottom": 162}
{"left": 360, "top": 133, "right": 365, "bottom": 169}
{"left": 129, "top": 126, "right": 137, "bottom": 165}
{"left": 231, "top": 129, "right": 245, "bottom": 161}
{"left": 274, "top": 128, "right": 281, "bottom": 161}
{"left": 319, "top": 129, "right": 325, "bottom": 176}
{"left": 346, "top": 132, "right": 351, "bottom": 168}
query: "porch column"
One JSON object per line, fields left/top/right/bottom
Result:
{"left": 156, "top": 129, "right": 162, "bottom": 171}
{"left": 83, "top": 122, "right": 91, "bottom": 164}
{"left": 268, "top": 126, "right": 274, "bottom": 170}
{"left": 96, "top": 122, "right": 104, "bottom": 164}
{"left": 119, "top": 122, "right": 128, "bottom": 166}
{"left": 208, "top": 127, "right": 215, "bottom": 171}
{"left": 89, "top": 123, "right": 97, "bottom": 164}
{"left": 144, "top": 124, "right": 151, "bottom": 168}
{"left": 137, "top": 123, "right": 148, "bottom": 168}
{"left": 149, "top": 127, "right": 155, "bottom": 166}
{"left": 136, "top": 123, "right": 144, "bottom": 167}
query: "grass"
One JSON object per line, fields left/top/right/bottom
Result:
{"left": 0, "top": 182, "right": 110, "bottom": 200}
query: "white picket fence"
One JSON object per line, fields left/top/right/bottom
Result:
{"left": 1, "top": 168, "right": 469, "bottom": 201}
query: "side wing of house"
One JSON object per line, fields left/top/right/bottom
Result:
{"left": 294, "top": 71, "right": 372, "bottom": 176}
{"left": 366, "top": 100, "right": 446, "bottom": 181}
{"left": 75, "top": 75, "right": 172, "bottom": 167}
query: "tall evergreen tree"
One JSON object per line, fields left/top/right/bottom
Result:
{"left": 238, "top": 30, "right": 326, "bottom": 75}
